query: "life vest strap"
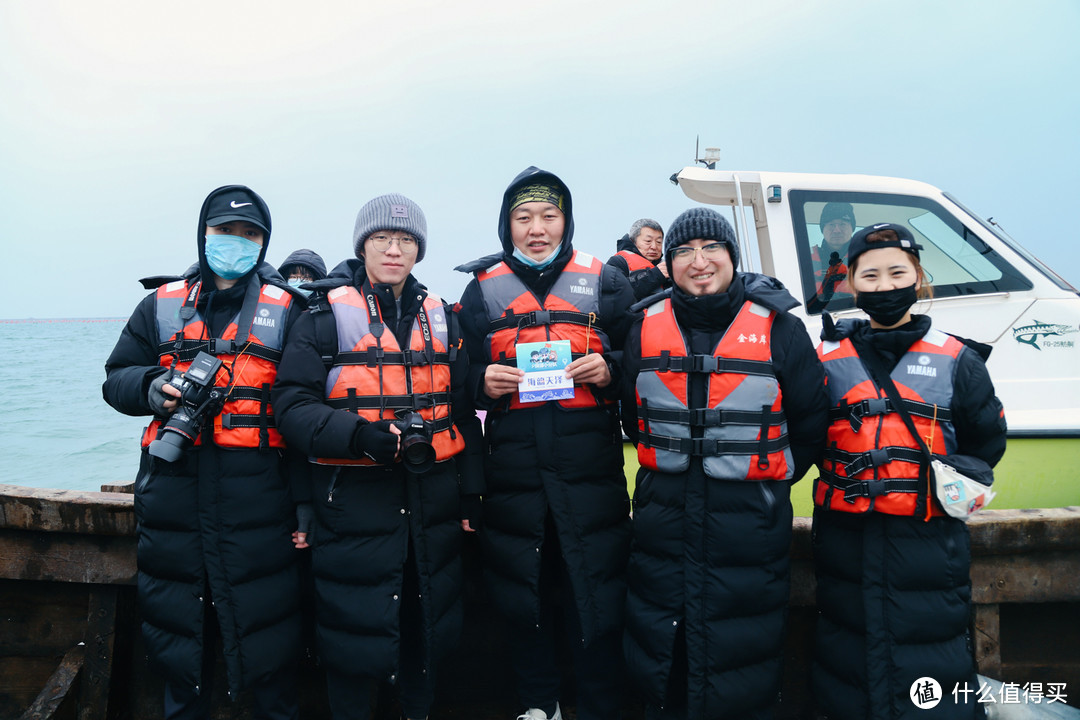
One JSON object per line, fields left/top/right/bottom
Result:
{"left": 639, "top": 354, "right": 776, "bottom": 377}
{"left": 158, "top": 339, "right": 283, "bottom": 365}
{"left": 220, "top": 413, "right": 277, "bottom": 429}
{"left": 334, "top": 348, "right": 450, "bottom": 368}
{"left": 827, "top": 445, "right": 926, "bottom": 476}
{"left": 640, "top": 405, "right": 787, "bottom": 428}
{"left": 326, "top": 392, "right": 452, "bottom": 413}
{"left": 830, "top": 397, "right": 951, "bottom": 432}
{"left": 640, "top": 432, "right": 789, "bottom": 457}
{"left": 819, "top": 468, "right": 923, "bottom": 502}
{"left": 487, "top": 309, "right": 595, "bottom": 333}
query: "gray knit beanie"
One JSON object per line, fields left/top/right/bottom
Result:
{"left": 353, "top": 194, "right": 428, "bottom": 262}
{"left": 664, "top": 207, "right": 739, "bottom": 267}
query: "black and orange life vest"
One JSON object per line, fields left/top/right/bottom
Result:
{"left": 616, "top": 249, "right": 656, "bottom": 274}
{"left": 476, "top": 250, "right": 613, "bottom": 411}
{"left": 812, "top": 245, "right": 850, "bottom": 296}
{"left": 814, "top": 329, "right": 963, "bottom": 516}
{"left": 141, "top": 277, "right": 293, "bottom": 450}
{"left": 314, "top": 283, "right": 465, "bottom": 466}
{"left": 635, "top": 298, "right": 792, "bottom": 480}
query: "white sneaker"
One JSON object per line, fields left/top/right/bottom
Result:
{"left": 516, "top": 703, "right": 562, "bottom": 720}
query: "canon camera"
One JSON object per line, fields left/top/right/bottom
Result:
{"left": 148, "top": 352, "right": 225, "bottom": 463}
{"left": 396, "top": 412, "right": 436, "bottom": 473}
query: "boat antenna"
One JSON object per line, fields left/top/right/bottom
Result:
{"left": 694, "top": 137, "right": 721, "bottom": 169}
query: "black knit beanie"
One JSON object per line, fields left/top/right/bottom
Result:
{"left": 664, "top": 207, "right": 739, "bottom": 267}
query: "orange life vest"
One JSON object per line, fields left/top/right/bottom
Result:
{"left": 314, "top": 284, "right": 465, "bottom": 466}
{"left": 140, "top": 277, "right": 292, "bottom": 450}
{"left": 814, "top": 329, "right": 964, "bottom": 516}
{"left": 812, "top": 245, "right": 850, "bottom": 296}
{"left": 476, "top": 250, "right": 613, "bottom": 411}
{"left": 616, "top": 249, "right": 656, "bottom": 274}
{"left": 635, "top": 298, "right": 792, "bottom": 480}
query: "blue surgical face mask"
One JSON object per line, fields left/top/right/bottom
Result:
{"left": 512, "top": 242, "right": 562, "bottom": 270}
{"left": 287, "top": 277, "right": 313, "bottom": 297}
{"left": 204, "top": 235, "right": 261, "bottom": 280}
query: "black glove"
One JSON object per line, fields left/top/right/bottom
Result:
{"left": 351, "top": 420, "right": 399, "bottom": 464}
{"left": 460, "top": 494, "right": 483, "bottom": 531}
{"left": 147, "top": 371, "right": 175, "bottom": 414}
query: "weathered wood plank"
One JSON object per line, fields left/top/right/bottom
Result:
{"left": 0, "top": 486, "right": 134, "bottom": 537}
{"left": 971, "top": 552, "right": 1080, "bottom": 604}
{"left": 974, "top": 603, "right": 1002, "bottom": 677}
{"left": 0, "top": 581, "right": 88, "bottom": 655}
{"left": 0, "top": 533, "right": 136, "bottom": 585}
{"left": 77, "top": 588, "right": 117, "bottom": 720}
{"left": 17, "top": 645, "right": 83, "bottom": 720}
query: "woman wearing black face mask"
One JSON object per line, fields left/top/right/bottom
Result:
{"left": 810, "top": 223, "right": 1007, "bottom": 720}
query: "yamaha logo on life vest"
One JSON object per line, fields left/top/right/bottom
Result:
{"left": 570, "top": 277, "right": 595, "bottom": 296}
{"left": 252, "top": 307, "right": 276, "bottom": 328}
{"left": 907, "top": 355, "right": 937, "bottom": 377}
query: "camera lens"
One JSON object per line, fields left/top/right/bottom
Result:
{"left": 149, "top": 430, "right": 189, "bottom": 463}
{"left": 400, "top": 435, "right": 436, "bottom": 474}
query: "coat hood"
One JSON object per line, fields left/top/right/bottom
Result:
{"left": 616, "top": 233, "right": 639, "bottom": 254}
{"left": 278, "top": 248, "right": 327, "bottom": 280}
{"left": 196, "top": 185, "right": 272, "bottom": 285}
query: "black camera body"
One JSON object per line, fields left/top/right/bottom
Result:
{"left": 396, "top": 412, "right": 436, "bottom": 474}
{"left": 148, "top": 352, "right": 226, "bottom": 463}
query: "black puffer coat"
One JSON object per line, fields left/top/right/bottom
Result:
{"left": 620, "top": 274, "right": 829, "bottom": 720}
{"left": 606, "top": 233, "right": 670, "bottom": 301}
{"left": 812, "top": 316, "right": 1007, "bottom": 720}
{"left": 455, "top": 166, "right": 636, "bottom": 645}
{"left": 102, "top": 185, "right": 303, "bottom": 695}
{"left": 271, "top": 264, "right": 484, "bottom": 680}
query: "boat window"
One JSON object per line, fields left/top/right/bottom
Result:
{"left": 790, "top": 191, "right": 1033, "bottom": 315}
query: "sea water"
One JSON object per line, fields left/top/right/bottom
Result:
{"left": 0, "top": 319, "right": 147, "bottom": 491}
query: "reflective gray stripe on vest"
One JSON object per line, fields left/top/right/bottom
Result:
{"left": 154, "top": 282, "right": 287, "bottom": 352}
{"left": 478, "top": 253, "right": 602, "bottom": 321}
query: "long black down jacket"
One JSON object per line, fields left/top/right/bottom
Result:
{"left": 271, "top": 263, "right": 484, "bottom": 681}
{"left": 101, "top": 185, "right": 303, "bottom": 696}
{"left": 620, "top": 274, "right": 829, "bottom": 720}
{"left": 812, "top": 315, "right": 1007, "bottom": 720}
{"left": 455, "top": 166, "right": 636, "bottom": 646}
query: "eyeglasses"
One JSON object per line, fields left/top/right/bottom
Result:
{"left": 669, "top": 243, "right": 728, "bottom": 263}
{"left": 369, "top": 233, "right": 418, "bottom": 254}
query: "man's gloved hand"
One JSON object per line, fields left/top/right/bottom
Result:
{"left": 147, "top": 371, "right": 180, "bottom": 414}
{"left": 351, "top": 420, "right": 401, "bottom": 464}
{"left": 460, "top": 494, "right": 482, "bottom": 533}
{"left": 293, "top": 503, "right": 313, "bottom": 549}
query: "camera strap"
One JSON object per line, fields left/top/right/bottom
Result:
{"left": 362, "top": 286, "right": 389, "bottom": 417}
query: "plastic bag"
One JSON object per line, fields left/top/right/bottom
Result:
{"left": 932, "top": 455, "right": 996, "bottom": 520}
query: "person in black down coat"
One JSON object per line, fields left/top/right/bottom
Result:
{"left": 271, "top": 194, "right": 484, "bottom": 720}
{"left": 606, "top": 218, "right": 671, "bottom": 301}
{"left": 621, "top": 207, "right": 828, "bottom": 720}
{"left": 102, "top": 185, "right": 304, "bottom": 720}
{"left": 455, "top": 166, "right": 636, "bottom": 720}
{"left": 811, "top": 223, "right": 1006, "bottom": 720}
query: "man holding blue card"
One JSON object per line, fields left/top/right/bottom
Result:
{"left": 456, "top": 167, "right": 636, "bottom": 720}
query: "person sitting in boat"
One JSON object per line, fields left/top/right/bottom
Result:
{"left": 807, "top": 201, "right": 856, "bottom": 312}
{"left": 620, "top": 207, "right": 828, "bottom": 720}
{"left": 455, "top": 166, "right": 636, "bottom": 720}
{"left": 811, "top": 222, "right": 1007, "bottom": 720}
{"left": 271, "top": 194, "right": 483, "bottom": 720}
{"left": 277, "top": 248, "right": 327, "bottom": 299}
{"left": 607, "top": 217, "right": 671, "bottom": 300}
{"left": 102, "top": 185, "right": 304, "bottom": 720}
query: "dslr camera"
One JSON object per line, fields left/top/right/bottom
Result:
{"left": 396, "top": 412, "right": 436, "bottom": 473}
{"left": 148, "top": 352, "right": 226, "bottom": 463}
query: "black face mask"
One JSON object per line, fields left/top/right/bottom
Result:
{"left": 855, "top": 284, "right": 918, "bottom": 326}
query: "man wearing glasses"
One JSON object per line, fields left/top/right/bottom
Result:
{"left": 272, "top": 194, "right": 483, "bottom": 720}
{"left": 620, "top": 208, "right": 827, "bottom": 720}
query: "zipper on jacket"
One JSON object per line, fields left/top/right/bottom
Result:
{"left": 327, "top": 468, "right": 341, "bottom": 503}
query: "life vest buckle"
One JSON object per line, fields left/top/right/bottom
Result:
{"left": 530, "top": 310, "right": 551, "bottom": 327}
{"left": 689, "top": 355, "right": 719, "bottom": 373}
{"left": 868, "top": 448, "right": 891, "bottom": 468}
{"left": 208, "top": 338, "right": 235, "bottom": 355}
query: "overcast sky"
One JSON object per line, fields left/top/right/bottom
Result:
{"left": 2, "top": 0, "right": 1077, "bottom": 319}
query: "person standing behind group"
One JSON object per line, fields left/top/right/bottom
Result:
{"left": 271, "top": 194, "right": 484, "bottom": 720}
{"left": 621, "top": 208, "right": 828, "bottom": 720}
{"left": 102, "top": 185, "right": 303, "bottom": 720}
{"left": 607, "top": 218, "right": 670, "bottom": 300}
{"left": 278, "top": 248, "right": 327, "bottom": 299}
{"left": 812, "top": 223, "right": 1006, "bottom": 720}
{"left": 456, "top": 166, "right": 636, "bottom": 720}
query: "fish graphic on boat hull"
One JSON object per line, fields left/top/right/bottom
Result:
{"left": 1012, "top": 320, "right": 1079, "bottom": 349}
